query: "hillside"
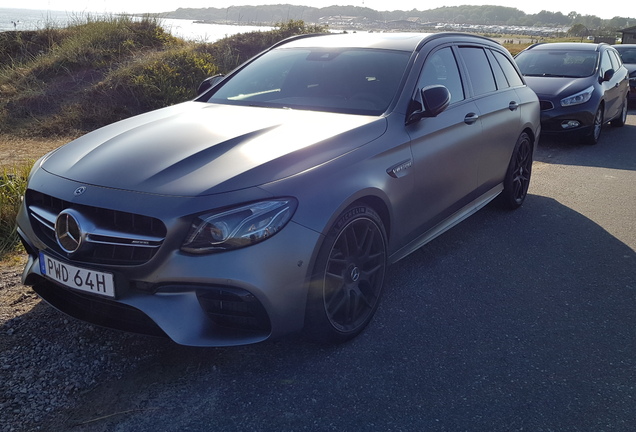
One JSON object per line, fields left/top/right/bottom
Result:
{"left": 0, "top": 17, "right": 325, "bottom": 141}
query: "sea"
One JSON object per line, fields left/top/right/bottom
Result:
{"left": 0, "top": 7, "right": 273, "bottom": 42}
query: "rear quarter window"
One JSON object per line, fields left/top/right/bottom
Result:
{"left": 491, "top": 50, "right": 524, "bottom": 87}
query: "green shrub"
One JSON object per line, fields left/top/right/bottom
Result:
{"left": 105, "top": 48, "right": 217, "bottom": 109}
{"left": 202, "top": 20, "right": 327, "bottom": 73}
{"left": 0, "top": 165, "right": 29, "bottom": 259}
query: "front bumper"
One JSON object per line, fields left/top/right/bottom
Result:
{"left": 17, "top": 175, "right": 322, "bottom": 347}
{"left": 538, "top": 102, "right": 596, "bottom": 137}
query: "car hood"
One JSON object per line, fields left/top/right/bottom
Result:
{"left": 41, "top": 102, "right": 386, "bottom": 196}
{"left": 523, "top": 76, "right": 592, "bottom": 99}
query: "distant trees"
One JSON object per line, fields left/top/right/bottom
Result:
{"left": 164, "top": 5, "right": 634, "bottom": 32}
{"left": 568, "top": 23, "right": 591, "bottom": 37}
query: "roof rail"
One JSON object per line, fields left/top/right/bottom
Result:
{"left": 267, "top": 33, "right": 330, "bottom": 51}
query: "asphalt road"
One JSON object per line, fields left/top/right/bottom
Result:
{"left": 29, "top": 109, "right": 636, "bottom": 431}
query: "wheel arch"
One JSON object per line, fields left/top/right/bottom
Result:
{"left": 354, "top": 195, "right": 392, "bottom": 242}
{"left": 522, "top": 125, "right": 537, "bottom": 147}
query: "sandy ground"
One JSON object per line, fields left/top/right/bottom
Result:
{"left": 0, "top": 135, "right": 75, "bottom": 169}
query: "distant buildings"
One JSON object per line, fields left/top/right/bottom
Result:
{"left": 316, "top": 15, "right": 567, "bottom": 37}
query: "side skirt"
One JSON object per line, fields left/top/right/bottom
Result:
{"left": 388, "top": 184, "right": 503, "bottom": 264}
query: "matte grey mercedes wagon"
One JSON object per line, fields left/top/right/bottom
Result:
{"left": 17, "top": 32, "right": 540, "bottom": 346}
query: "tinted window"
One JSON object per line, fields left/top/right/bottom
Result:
{"left": 486, "top": 49, "right": 509, "bottom": 89}
{"left": 492, "top": 50, "right": 524, "bottom": 87}
{"left": 608, "top": 50, "right": 622, "bottom": 69}
{"left": 600, "top": 51, "right": 613, "bottom": 76}
{"left": 458, "top": 46, "right": 497, "bottom": 96}
{"left": 417, "top": 47, "right": 465, "bottom": 104}
{"left": 208, "top": 48, "right": 410, "bottom": 115}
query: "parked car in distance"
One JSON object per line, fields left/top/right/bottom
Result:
{"left": 612, "top": 44, "right": 636, "bottom": 102}
{"left": 515, "top": 42, "right": 629, "bottom": 145}
{"left": 17, "top": 32, "right": 540, "bottom": 347}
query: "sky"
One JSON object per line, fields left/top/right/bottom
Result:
{"left": 7, "top": 1, "right": 630, "bottom": 20}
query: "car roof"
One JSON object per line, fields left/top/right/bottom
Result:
{"left": 526, "top": 42, "right": 605, "bottom": 52}
{"left": 275, "top": 32, "right": 498, "bottom": 53}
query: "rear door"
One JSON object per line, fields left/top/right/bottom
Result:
{"left": 457, "top": 45, "right": 522, "bottom": 193}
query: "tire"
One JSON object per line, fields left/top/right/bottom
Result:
{"left": 499, "top": 132, "right": 533, "bottom": 209}
{"left": 583, "top": 105, "right": 604, "bottom": 145}
{"left": 610, "top": 96, "right": 628, "bottom": 127}
{"left": 305, "top": 204, "right": 387, "bottom": 344}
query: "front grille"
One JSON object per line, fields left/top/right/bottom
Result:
{"left": 539, "top": 100, "right": 554, "bottom": 111}
{"left": 26, "top": 190, "right": 167, "bottom": 266}
{"left": 197, "top": 287, "right": 271, "bottom": 333}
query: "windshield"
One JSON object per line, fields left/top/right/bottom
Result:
{"left": 515, "top": 50, "right": 598, "bottom": 78}
{"left": 614, "top": 47, "right": 636, "bottom": 64}
{"left": 205, "top": 48, "right": 411, "bottom": 115}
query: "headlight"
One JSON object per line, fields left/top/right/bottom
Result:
{"left": 182, "top": 198, "right": 297, "bottom": 253}
{"left": 561, "top": 86, "right": 594, "bottom": 107}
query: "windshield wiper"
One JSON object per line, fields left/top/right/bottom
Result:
{"left": 524, "top": 73, "right": 576, "bottom": 78}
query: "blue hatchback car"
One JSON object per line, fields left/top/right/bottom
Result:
{"left": 515, "top": 42, "right": 629, "bottom": 145}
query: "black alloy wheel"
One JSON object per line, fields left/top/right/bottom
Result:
{"left": 584, "top": 105, "right": 604, "bottom": 145}
{"left": 500, "top": 132, "right": 533, "bottom": 209}
{"left": 305, "top": 204, "right": 387, "bottom": 343}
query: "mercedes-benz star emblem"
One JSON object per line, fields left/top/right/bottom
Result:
{"left": 74, "top": 186, "right": 87, "bottom": 196}
{"left": 55, "top": 210, "right": 83, "bottom": 253}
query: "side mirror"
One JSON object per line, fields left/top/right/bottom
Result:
{"left": 197, "top": 74, "right": 225, "bottom": 95}
{"left": 602, "top": 69, "right": 615, "bottom": 82}
{"left": 407, "top": 85, "right": 451, "bottom": 124}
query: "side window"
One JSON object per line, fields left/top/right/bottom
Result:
{"left": 417, "top": 47, "right": 465, "bottom": 104}
{"left": 600, "top": 51, "right": 613, "bottom": 76}
{"left": 485, "top": 49, "right": 509, "bottom": 89}
{"left": 458, "top": 46, "right": 497, "bottom": 96}
{"left": 609, "top": 50, "right": 622, "bottom": 69}
{"left": 491, "top": 50, "right": 524, "bottom": 87}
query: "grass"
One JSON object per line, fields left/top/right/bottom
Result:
{"left": 0, "top": 165, "right": 30, "bottom": 258}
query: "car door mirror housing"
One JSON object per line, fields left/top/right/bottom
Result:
{"left": 602, "top": 69, "right": 615, "bottom": 82}
{"left": 197, "top": 74, "right": 225, "bottom": 95}
{"left": 407, "top": 85, "right": 451, "bottom": 124}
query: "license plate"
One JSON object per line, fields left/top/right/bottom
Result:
{"left": 39, "top": 252, "right": 115, "bottom": 298}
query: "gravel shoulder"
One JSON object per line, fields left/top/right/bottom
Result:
{"left": 0, "top": 259, "right": 169, "bottom": 432}
{"left": 0, "top": 134, "right": 171, "bottom": 432}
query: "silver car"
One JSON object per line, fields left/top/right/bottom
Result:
{"left": 17, "top": 32, "right": 540, "bottom": 346}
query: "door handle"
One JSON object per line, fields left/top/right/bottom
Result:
{"left": 464, "top": 113, "right": 479, "bottom": 124}
{"left": 509, "top": 101, "right": 519, "bottom": 111}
